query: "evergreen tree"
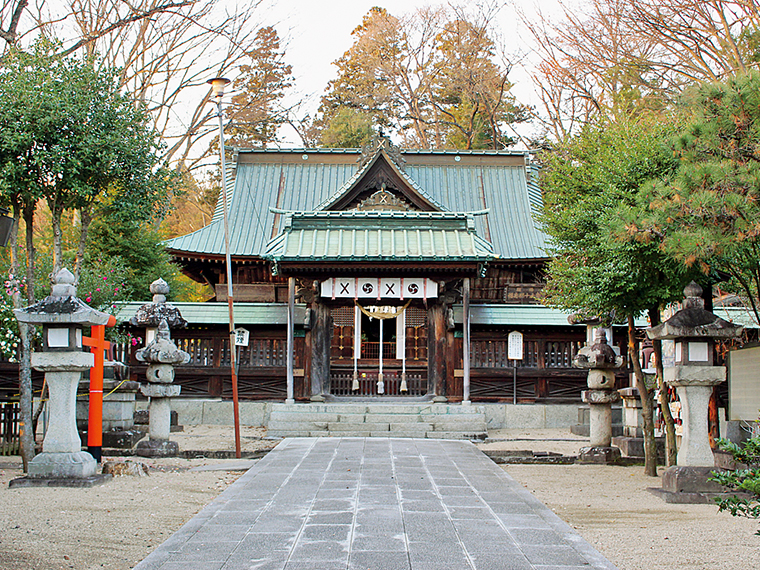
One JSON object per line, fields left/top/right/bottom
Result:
{"left": 632, "top": 72, "right": 760, "bottom": 324}
{"left": 226, "top": 26, "right": 294, "bottom": 148}
{"left": 539, "top": 117, "right": 693, "bottom": 475}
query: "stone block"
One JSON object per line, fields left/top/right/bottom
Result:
{"left": 661, "top": 466, "right": 724, "bottom": 494}
{"left": 577, "top": 446, "right": 622, "bottom": 464}
{"left": 10, "top": 474, "right": 111, "bottom": 488}
{"left": 725, "top": 420, "right": 757, "bottom": 445}
{"left": 504, "top": 405, "right": 545, "bottom": 429}
{"left": 481, "top": 404, "right": 507, "bottom": 429}
{"left": 337, "top": 413, "right": 371, "bottom": 423}
{"left": 32, "top": 351, "right": 93, "bottom": 372}
{"left": 200, "top": 401, "right": 234, "bottom": 425}
{"left": 664, "top": 366, "right": 725, "bottom": 386}
{"left": 102, "top": 460, "right": 149, "bottom": 477}
{"left": 270, "top": 412, "right": 340, "bottom": 423}
{"left": 383, "top": 429, "right": 428, "bottom": 438}
{"left": 391, "top": 422, "right": 433, "bottom": 432}
{"left": 545, "top": 403, "right": 582, "bottom": 427}
{"left": 28, "top": 451, "right": 97, "bottom": 479}
{"left": 611, "top": 436, "right": 666, "bottom": 460}
{"left": 171, "top": 400, "right": 204, "bottom": 425}
{"left": 140, "top": 383, "right": 181, "bottom": 398}
{"left": 430, "top": 422, "right": 487, "bottom": 433}
{"left": 328, "top": 422, "right": 390, "bottom": 432}
{"left": 239, "top": 402, "right": 270, "bottom": 426}
{"left": 102, "top": 429, "right": 145, "bottom": 449}
{"left": 135, "top": 438, "right": 179, "bottom": 457}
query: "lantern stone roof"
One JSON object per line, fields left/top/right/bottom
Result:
{"left": 129, "top": 278, "right": 187, "bottom": 329}
{"left": 14, "top": 268, "right": 113, "bottom": 327}
{"left": 647, "top": 282, "right": 744, "bottom": 340}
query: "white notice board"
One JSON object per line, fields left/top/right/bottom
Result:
{"left": 508, "top": 331, "right": 524, "bottom": 361}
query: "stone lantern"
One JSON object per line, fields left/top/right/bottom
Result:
{"left": 574, "top": 327, "right": 624, "bottom": 463}
{"left": 647, "top": 281, "right": 742, "bottom": 501}
{"left": 131, "top": 279, "right": 188, "bottom": 457}
{"left": 12, "top": 269, "right": 113, "bottom": 485}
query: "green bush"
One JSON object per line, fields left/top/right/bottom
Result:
{"left": 711, "top": 436, "right": 760, "bottom": 534}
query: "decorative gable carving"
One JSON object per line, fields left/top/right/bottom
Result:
{"left": 359, "top": 135, "right": 406, "bottom": 171}
{"left": 355, "top": 185, "right": 411, "bottom": 211}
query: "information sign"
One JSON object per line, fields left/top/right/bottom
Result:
{"left": 507, "top": 331, "right": 524, "bottom": 361}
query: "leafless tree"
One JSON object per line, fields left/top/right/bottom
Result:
{"left": 3, "top": 0, "right": 265, "bottom": 170}
{"left": 523, "top": 0, "right": 760, "bottom": 140}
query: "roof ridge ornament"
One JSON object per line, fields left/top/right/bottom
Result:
{"left": 359, "top": 135, "right": 406, "bottom": 172}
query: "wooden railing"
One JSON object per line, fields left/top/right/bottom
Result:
{"left": 173, "top": 337, "right": 289, "bottom": 368}
{"left": 470, "top": 339, "right": 584, "bottom": 369}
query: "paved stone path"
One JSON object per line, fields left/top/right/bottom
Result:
{"left": 135, "top": 438, "right": 618, "bottom": 570}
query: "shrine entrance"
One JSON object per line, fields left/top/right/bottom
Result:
{"left": 329, "top": 294, "right": 429, "bottom": 398}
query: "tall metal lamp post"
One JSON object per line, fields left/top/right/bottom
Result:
{"left": 207, "top": 76, "right": 241, "bottom": 458}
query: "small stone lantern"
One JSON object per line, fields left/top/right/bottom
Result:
{"left": 574, "top": 328, "right": 624, "bottom": 463}
{"left": 647, "top": 281, "right": 742, "bottom": 501}
{"left": 12, "top": 269, "right": 113, "bottom": 485}
{"left": 131, "top": 279, "right": 188, "bottom": 457}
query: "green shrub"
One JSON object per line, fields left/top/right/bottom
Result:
{"left": 711, "top": 436, "right": 760, "bottom": 534}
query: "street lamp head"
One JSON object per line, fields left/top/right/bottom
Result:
{"left": 207, "top": 77, "right": 231, "bottom": 98}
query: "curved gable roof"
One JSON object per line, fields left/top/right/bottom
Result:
{"left": 165, "top": 148, "right": 548, "bottom": 262}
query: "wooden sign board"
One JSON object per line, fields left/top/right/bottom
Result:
{"left": 508, "top": 330, "right": 524, "bottom": 361}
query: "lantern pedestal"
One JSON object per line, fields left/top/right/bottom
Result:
{"left": 578, "top": 389, "right": 622, "bottom": 464}
{"left": 666, "top": 367, "right": 724, "bottom": 467}
{"left": 135, "top": 382, "right": 181, "bottom": 458}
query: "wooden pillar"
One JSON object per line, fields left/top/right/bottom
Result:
{"left": 286, "top": 277, "right": 295, "bottom": 403}
{"left": 427, "top": 302, "right": 447, "bottom": 401}
{"left": 310, "top": 300, "right": 332, "bottom": 400}
{"left": 463, "top": 277, "right": 471, "bottom": 405}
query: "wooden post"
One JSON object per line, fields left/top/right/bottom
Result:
{"left": 463, "top": 278, "right": 471, "bottom": 405}
{"left": 427, "top": 303, "right": 447, "bottom": 400}
{"left": 310, "top": 301, "right": 331, "bottom": 400}
{"left": 286, "top": 277, "right": 295, "bottom": 403}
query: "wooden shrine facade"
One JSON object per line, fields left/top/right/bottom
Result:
{"left": 152, "top": 142, "right": 633, "bottom": 403}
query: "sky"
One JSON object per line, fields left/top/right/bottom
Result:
{"left": 256, "top": 0, "right": 561, "bottom": 145}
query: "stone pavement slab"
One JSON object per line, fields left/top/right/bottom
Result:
{"left": 134, "top": 438, "right": 618, "bottom": 570}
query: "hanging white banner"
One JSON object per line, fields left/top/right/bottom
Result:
{"left": 321, "top": 277, "right": 437, "bottom": 299}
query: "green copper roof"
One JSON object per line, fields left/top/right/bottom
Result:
{"left": 116, "top": 302, "right": 305, "bottom": 326}
{"left": 264, "top": 210, "right": 495, "bottom": 265}
{"left": 165, "top": 149, "right": 549, "bottom": 261}
{"left": 453, "top": 305, "right": 650, "bottom": 327}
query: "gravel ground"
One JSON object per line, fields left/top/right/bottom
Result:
{"left": 1, "top": 426, "right": 757, "bottom": 570}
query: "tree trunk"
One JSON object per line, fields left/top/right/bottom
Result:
{"left": 9, "top": 203, "right": 35, "bottom": 472}
{"left": 50, "top": 201, "right": 64, "bottom": 275}
{"left": 628, "top": 315, "right": 658, "bottom": 477}
{"left": 23, "top": 203, "right": 35, "bottom": 303}
{"left": 649, "top": 307, "right": 678, "bottom": 466}
{"left": 74, "top": 207, "right": 93, "bottom": 281}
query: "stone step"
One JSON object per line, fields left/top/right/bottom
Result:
{"left": 266, "top": 401, "right": 487, "bottom": 440}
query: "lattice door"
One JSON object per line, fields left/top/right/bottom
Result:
{"left": 331, "top": 306, "right": 355, "bottom": 361}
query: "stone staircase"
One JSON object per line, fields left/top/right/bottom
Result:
{"left": 266, "top": 402, "right": 488, "bottom": 440}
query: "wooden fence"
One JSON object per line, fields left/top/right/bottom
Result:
{"left": 0, "top": 401, "right": 19, "bottom": 456}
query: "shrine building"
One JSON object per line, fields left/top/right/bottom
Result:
{"left": 134, "top": 139, "right": 627, "bottom": 409}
